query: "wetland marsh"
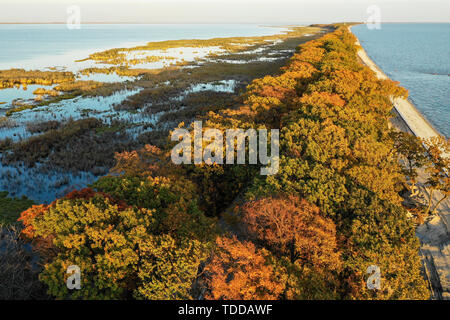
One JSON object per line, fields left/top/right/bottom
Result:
{"left": 0, "top": 24, "right": 325, "bottom": 203}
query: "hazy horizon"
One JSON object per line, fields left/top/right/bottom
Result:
{"left": 1, "top": 0, "right": 449, "bottom": 24}
{"left": 1, "top": 21, "right": 450, "bottom": 24}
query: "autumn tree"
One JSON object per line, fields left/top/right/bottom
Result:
{"left": 241, "top": 196, "right": 341, "bottom": 271}
{"left": 25, "top": 194, "right": 213, "bottom": 300}
{"left": 134, "top": 235, "right": 209, "bottom": 300}
{"left": 32, "top": 196, "right": 154, "bottom": 299}
{"left": 392, "top": 131, "right": 428, "bottom": 194}
{"left": 343, "top": 187, "right": 429, "bottom": 300}
{"left": 91, "top": 175, "right": 215, "bottom": 240}
{"left": 245, "top": 26, "right": 429, "bottom": 299}
{"left": 205, "top": 236, "right": 285, "bottom": 300}
{"left": 239, "top": 196, "right": 342, "bottom": 299}
{"left": 20, "top": 172, "right": 216, "bottom": 299}
{"left": 111, "top": 144, "right": 173, "bottom": 177}
{"left": 423, "top": 136, "right": 450, "bottom": 215}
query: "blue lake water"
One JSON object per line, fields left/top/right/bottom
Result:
{"left": 352, "top": 23, "right": 450, "bottom": 137}
{"left": 0, "top": 24, "right": 287, "bottom": 71}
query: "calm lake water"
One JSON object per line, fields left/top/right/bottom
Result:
{"left": 0, "top": 24, "right": 287, "bottom": 71}
{"left": 352, "top": 23, "right": 450, "bottom": 137}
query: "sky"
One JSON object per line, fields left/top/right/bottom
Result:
{"left": 0, "top": 0, "right": 449, "bottom": 24}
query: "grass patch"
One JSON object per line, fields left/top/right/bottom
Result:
{"left": 0, "top": 191, "right": 34, "bottom": 225}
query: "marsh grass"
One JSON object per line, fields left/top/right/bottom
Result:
{"left": 5, "top": 103, "right": 36, "bottom": 116}
{"left": 26, "top": 120, "right": 61, "bottom": 134}
{"left": 0, "top": 138, "right": 13, "bottom": 151}
{"left": 0, "top": 69, "right": 74, "bottom": 89}
{"left": 77, "top": 26, "right": 322, "bottom": 79}
{"left": 0, "top": 116, "right": 16, "bottom": 128}
{"left": 54, "top": 80, "right": 104, "bottom": 93}
{"left": 4, "top": 92, "right": 78, "bottom": 116}
{"left": 156, "top": 91, "right": 240, "bottom": 126}
{"left": 3, "top": 118, "right": 139, "bottom": 175}
{"left": 4, "top": 81, "right": 132, "bottom": 116}
{"left": 32, "top": 88, "right": 60, "bottom": 97}
{"left": 86, "top": 26, "right": 320, "bottom": 62}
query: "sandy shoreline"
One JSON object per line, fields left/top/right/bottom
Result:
{"left": 349, "top": 26, "right": 443, "bottom": 141}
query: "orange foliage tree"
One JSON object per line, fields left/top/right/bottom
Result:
{"left": 205, "top": 236, "right": 285, "bottom": 300}
{"left": 241, "top": 196, "right": 341, "bottom": 271}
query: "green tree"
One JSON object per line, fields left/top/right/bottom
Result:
{"left": 423, "top": 136, "right": 450, "bottom": 215}
{"left": 392, "top": 131, "right": 428, "bottom": 193}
